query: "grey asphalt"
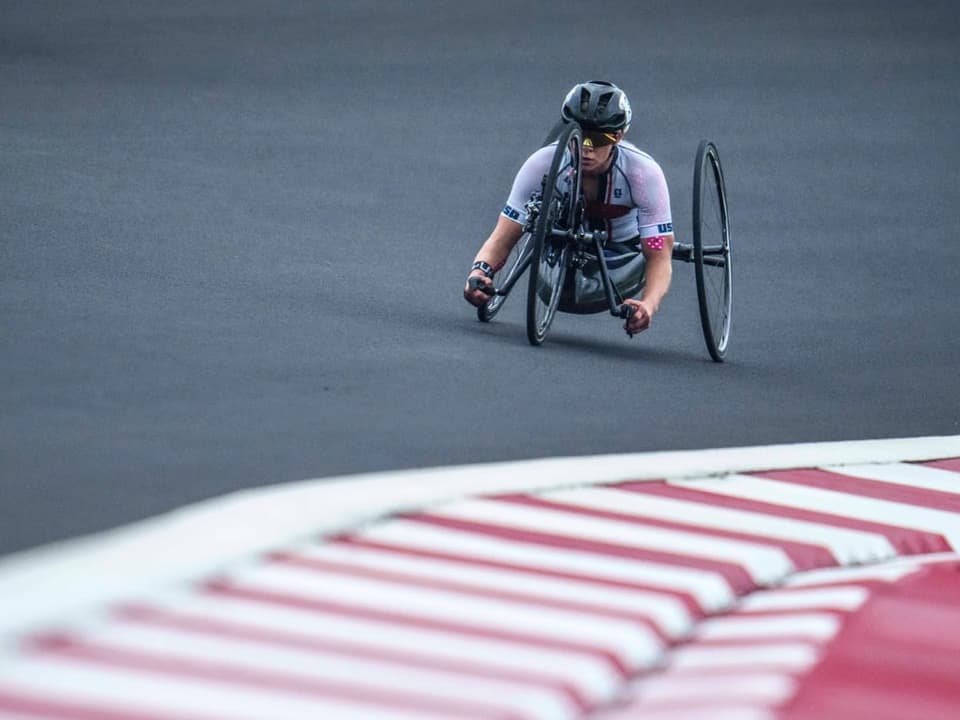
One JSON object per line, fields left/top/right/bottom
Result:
{"left": 2, "top": 1, "right": 958, "bottom": 555}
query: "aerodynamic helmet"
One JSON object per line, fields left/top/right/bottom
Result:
{"left": 561, "top": 80, "right": 632, "bottom": 133}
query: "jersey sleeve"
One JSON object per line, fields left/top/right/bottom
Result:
{"left": 632, "top": 156, "right": 674, "bottom": 249}
{"left": 502, "top": 145, "right": 554, "bottom": 226}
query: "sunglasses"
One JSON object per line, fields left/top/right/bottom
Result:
{"left": 583, "top": 131, "right": 619, "bottom": 148}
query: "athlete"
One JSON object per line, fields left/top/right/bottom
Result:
{"left": 463, "top": 80, "right": 674, "bottom": 336}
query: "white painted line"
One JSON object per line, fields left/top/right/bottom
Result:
{"left": 222, "top": 563, "right": 663, "bottom": 668}
{"left": 117, "top": 592, "right": 619, "bottom": 701}
{"left": 542, "top": 487, "right": 897, "bottom": 564}
{"left": 630, "top": 672, "right": 796, "bottom": 704}
{"left": 591, "top": 708, "right": 775, "bottom": 720}
{"left": 0, "top": 662, "right": 462, "bottom": 720}
{"left": 783, "top": 552, "right": 960, "bottom": 586}
{"left": 359, "top": 520, "right": 736, "bottom": 611}
{"left": 693, "top": 613, "right": 841, "bottom": 642}
{"left": 430, "top": 499, "right": 795, "bottom": 584}
{"left": 736, "top": 586, "right": 869, "bottom": 612}
{"left": 822, "top": 461, "right": 960, "bottom": 493}
{"left": 61, "top": 622, "right": 579, "bottom": 720}
{"left": 293, "top": 542, "right": 694, "bottom": 636}
{"left": 666, "top": 643, "right": 820, "bottom": 672}
{"left": 677, "top": 475, "right": 960, "bottom": 546}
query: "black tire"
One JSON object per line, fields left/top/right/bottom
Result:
{"left": 477, "top": 232, "right": 533, "bottom": 322}
{"left": 692, "top": 140, "right": 732, "bottom": 362}
{"left": 526, "top": 123, "right": 581, "bottom": 345}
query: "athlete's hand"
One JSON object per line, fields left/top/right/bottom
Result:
{"left": 623, "top": 298, "right": 654, "bottom": 335}
{"left": 464, "top": 271, "right": 494, "bottom": 307}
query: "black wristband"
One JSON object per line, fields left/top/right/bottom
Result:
{"left": 471, "top": 260, "right": 495, "bottom": 278}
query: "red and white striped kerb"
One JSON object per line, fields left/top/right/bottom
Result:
{"left": 1, "top": 457, "right": 959, "bottom": 719}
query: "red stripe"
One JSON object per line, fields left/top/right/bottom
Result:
{"left": 493, "top": 494, "right": 837, "bottom": 571}
{"left": 919, "top": 457, "right": 960, "bottom": 473}
{"left": 0, "top": 690, "right": 221, "bottom": 720}
{"left": 114, "top": 604, "right": 588, "bottom": 711}
{"left": 268, "top": 550, "right": 673, "bottom": 642}
{"left": 749, "top": 468, "right": 960, "bottom": 512}
{"left": 616, "top": 481, "right": 950, "bottom": 555}
{"left": 202, "top": 579, "right": 631, "bottom": 675}
{"left": 406, "top": 513, "right": 754, "bottom": 594}
{"left": 27, "top": 633, "right": 525, "bottom": 720}
{"left": 335, "top": 536, "right": 706, "bottom": 618}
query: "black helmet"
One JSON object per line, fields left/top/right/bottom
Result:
{"left": 561, "top": 80, "right": 632, "bottom": 132}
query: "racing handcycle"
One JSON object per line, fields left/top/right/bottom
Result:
{"left": 470, "top": 123, "right": 732, "bottom": 361}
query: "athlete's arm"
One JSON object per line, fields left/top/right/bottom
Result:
{"left": 622, "top": 153, "right": 674, "bottom": 334}
{"left": 463, "top": 146, "right": 551, "bottom": 307}
{"left": 463, "top": 215, "right": 525, "bottom": 306}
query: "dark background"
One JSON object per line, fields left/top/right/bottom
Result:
{"left": 3, "top": 1, "right": 958, "bottom": 554}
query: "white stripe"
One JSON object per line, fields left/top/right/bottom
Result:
{"left": 362, "top": 520, "right": 735, "bottom": 610}
{"left": 737, "top": 586, "right": 869, "bottom": 612}
{"left": 673, "top": 474, "right": 960, "bottom": 546}
{"left": 630, "top": 673, "right": 796, "bottom": 704}
{"left": 0, "top": 664, "right": 452, "bottom": 720}
{"left": 147, "top": 591, "right": 618, "bottom": 701}
{"left": 591, "top": 708, "right": 775, "bottom": 720}
{"left": 296, "top": 542, "right": 693, "bottom": 636}
{"left": 694, "top": 613, "right": 841, "bottom": 641}
{"left": 544, "top": 487, "right": 896, "bottom": 564}
{"left": 666, "top": 643, "right": 820, "bottom": 671}
{"left": 823, "top": 462, "right": 960, "bottom": 493}
{"left": 74, "top": 622, "right": 577, "bottom": 720}
{"left": 783, "top": 552, "right": 960, "bottom": 586}
{"left": 432, "top": 499, "right": 795, "bottom": 583}
{"left": 228, "top": 563, "right": 663, "bottom": 667}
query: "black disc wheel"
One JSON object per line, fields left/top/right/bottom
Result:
{"left": 477, "top": 232, "right": 533, "bottom": 322}
{"left": 692, "top": 140, "right": 732, "bottom": 362}
{"left": 526, "top": 123, "right": 581, "bottom": 346}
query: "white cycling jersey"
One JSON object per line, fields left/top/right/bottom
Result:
{"left": 502, "top": 139, "right": 674, "bottom": 248}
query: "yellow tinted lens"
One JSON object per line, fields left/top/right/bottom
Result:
{"left": 584, "top": 132, "right": 617, "bottom": 147}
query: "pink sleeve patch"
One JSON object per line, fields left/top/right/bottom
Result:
{"left": 643, "top": 235, "right": 667, "bottom": 251}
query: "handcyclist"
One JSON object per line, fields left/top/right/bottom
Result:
{"left": 463, "top": 80, "right": 674, "bottom": 336}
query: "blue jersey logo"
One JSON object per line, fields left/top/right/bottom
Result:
{"left": 657, "top": 222, "right": 673, "bottom": 233}
{"left": 502, "top": 204, "right": 521, "bottom": 220}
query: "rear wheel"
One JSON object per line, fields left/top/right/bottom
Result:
{"left": 477, "top": 232, "right": 533, "bottom": 322}
{"left": 526, "top": 123, "right": 581, "bottom": 345}
{"left": 692, "top": 140, "right": 732, "bottom": 362}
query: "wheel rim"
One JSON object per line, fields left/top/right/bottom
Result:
{"left": 527, "top": 125, "right": 580, "bottom": 345}
{"left": 531, "top": 236, "right": 568, "bottom": 341}
{"left": 695, "top": 144, "right": 732, "bottom": 359}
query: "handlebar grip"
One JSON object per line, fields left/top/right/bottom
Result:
{"left": 467, "top": 276, "right": 495, "bottom": 295}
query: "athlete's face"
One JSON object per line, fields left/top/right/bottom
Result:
{"left": 581, "top": 131, "right": 622, "bottom": 175}
{"left": 581, "top": 143, "right": 615, "bottom": 174}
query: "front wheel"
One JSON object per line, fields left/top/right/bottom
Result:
{"left": 526, "top": 123, "right": 582, "bottom": 345}
{"left": 692, "top": 140, "right": 732, "bottom": 362}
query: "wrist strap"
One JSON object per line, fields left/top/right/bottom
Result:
{"left": 471, "top": 260, "right": 495, "bottom": 278}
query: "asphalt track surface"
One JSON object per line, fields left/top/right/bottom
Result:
{"left": 2, "top": 1, "right": 959, "bottom": 555}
